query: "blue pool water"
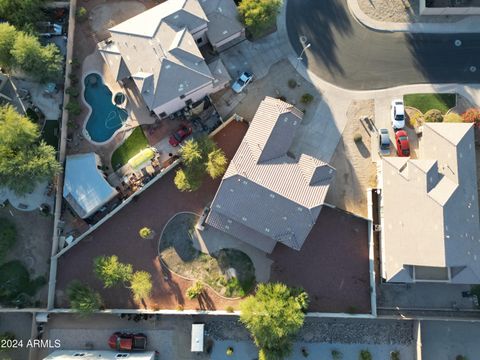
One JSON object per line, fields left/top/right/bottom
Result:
{"left": 84, "top": 73, "right": 128, "bottom": 142}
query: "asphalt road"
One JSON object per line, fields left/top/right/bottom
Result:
{"left": 286, "top": 0, "right": 480, "bottom": 90}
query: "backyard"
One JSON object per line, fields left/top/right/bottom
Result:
{"left": 55, "top": 121, "right": 249, "bottom": 311}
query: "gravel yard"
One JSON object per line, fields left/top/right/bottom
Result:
{"left": 326, "top": 100, "right": 377, "bottom": 217}
{"left": 205, "top": 317, "right": 414, "bottom": 344}
{"left": 357, "top": 0, "right": 466, "bottom": 23}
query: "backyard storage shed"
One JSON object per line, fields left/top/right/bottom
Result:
{"left": 63, "top": 153, "right": 118, "bottom": 219}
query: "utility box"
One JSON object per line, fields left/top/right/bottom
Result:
{"left": 191, "top": 323, "right": 205, "bottom": 352}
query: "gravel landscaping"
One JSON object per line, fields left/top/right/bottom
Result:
{"left": 357, "top": 0, "right": 466, "bottom": 23}
{"left": 205, "top": 317, "right": 414, "bottom": 345}
{"left": 159, "top": 213, "right": 256, "bottom": 297}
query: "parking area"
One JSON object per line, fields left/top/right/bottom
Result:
{"left": 55, "top": 121, "right": 248, "bottom": 311}
{"left": 269, "top": 207, "right": 371, "bottom": 314}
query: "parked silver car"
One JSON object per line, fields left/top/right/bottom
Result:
{"left": 378, "top": 128, "right": 391, "bottom": 156}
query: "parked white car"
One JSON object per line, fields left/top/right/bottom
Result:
{"left": 232, "top": 72, "right": 253, "bottom": 93}
{"left": 391, "top": 99, "right": 405, "bottom": 130}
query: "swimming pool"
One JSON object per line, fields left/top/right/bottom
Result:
{"left": 84, "top": 73, "right": 128, "bottom": 143}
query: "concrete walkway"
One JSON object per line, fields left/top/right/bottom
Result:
{"left": 347, "top": 0, "right": 480, "bottom": 33}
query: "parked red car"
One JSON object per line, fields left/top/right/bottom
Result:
{"left": 169, "top": 125, "right": 192, "bottom": 147}
{"left": 108, "top": 332, "right": 147, "bottom": 351}
{"left": 395, "top": 130, "right": 410, "bottom": 157}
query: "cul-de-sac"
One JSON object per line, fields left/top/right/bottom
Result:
{"left": 0, "top": 0, "right": 480, "bottom": 359}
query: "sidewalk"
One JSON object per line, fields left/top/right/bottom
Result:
{"left": 347, "top": 0, "right": 480, "bottom": 33}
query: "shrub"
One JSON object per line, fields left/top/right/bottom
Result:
{"left": 288, "top": 79, "right": 297, "bottom": 88}
{"left": 129, "top": 271, "right": 153, "bottom": 301}
{"left": 76, "top": 7, "right": 88, "bottom": 22}
{"left": 66, "top": 86, "right": 79, "bottom": 98}
{"left": 292, "top": 287, "right": 309, "bottom": 312}
{"left": 67, "top": 281, "right": 102, "bottom": 315}
{"left": 93, "top": 255, "right": 133, "bottom": 288}
{"left": 176, "top": 304, "right": 184, "bottom": 311}
{"left": 391, "top": 351, "right": 400, "bottom": 360}
{"left": 186, "top": 281, "right": 204, "bottom": 299}
{"left": 238, "top": 0, "right": 282, "bottom": 37}
{"left": 226, "top": 305, "right": 235, "bottom": 313}
{"left": 301, "top": 347, "right": 309, "bottom": 357}
{"left": 332, "top": 350, "right": 343, "bottom": 359}
{"left": 424, "top": 109, "right": 443, "bottom": 123}
{"left": 65, "top": 100, "right": 81, "bottom": 116}
{"left": 226, "top": 347, "right": 234, "bottom": 356}
{"left": 347, "top": 306, "right": 357, "bottom": 314}
{"left": 456, "top": 356, "right": 467, "bottom": 360}
{"left": 444, "top": 112, "right": 463, "bottom": 123}
{"left": 0, "top": 218, "right": 16, "bottom": 261}
{"left": 462, "top": 108, "right": 480, "bottom": 127}
{"left": 353, "top": 133, "right": 362, "bottom": 142}
{"left": 360, "top": 350, "right": 372, "bottom": 360}
{"left": 407, "top": 111, "right": 422, "bottom": 128}
{"left": 300, "top": 93, "right": 314, "bottom": 104}
{"left": 225, "top": 277, "right": 245, "bottom": 297}
{"left": 139, "top": 227, "right": 153, "bottom": 239}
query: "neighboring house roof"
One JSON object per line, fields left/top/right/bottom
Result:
{"left": 63, "top": 153, "right": 118, "bottom": 219}
{"left": 206, "top": 97, "right": 335, "bottom": 253}
{"left": 198, "top": 0, "right": 244, "bottom": 45}
{"left": 0, "top": 73, "right": 26, "bottom": 114}
{"left": 381, "top": 123, "right": 480, "bottom": 283}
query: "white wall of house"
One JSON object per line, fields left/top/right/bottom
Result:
{"left": 153, "top": 81, "right": 214, "bottom": 117}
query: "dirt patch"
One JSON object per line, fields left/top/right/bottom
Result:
{"left": 159, "top": 213, "right": 255, "bottom": 297}
{"left": 0, "top": 205, "right": 52, "bottom": 306}
{"left": 326, "top": 100, "right": 376, "bottom": 218}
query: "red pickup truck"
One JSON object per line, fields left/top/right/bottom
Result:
{"left": 108, "top": 332, "right": 147, "bottom": 351}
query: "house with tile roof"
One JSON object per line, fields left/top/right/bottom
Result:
{"left": 379, "top": 123, "right": 480, "bottom": 283}
{"left": 98, "top": 0, "right": 243, "bottom": 121}
{"left": 206, "top": 97, "right": 336, "bottom": 253}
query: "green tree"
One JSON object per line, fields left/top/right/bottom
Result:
{"left": 0, "top": 0, "right": 45, "bottom": 30}
{"left": 240, "top": 283, "right": 306, "bottom": 360}
{"left": 0, "top": 23, "right": 17, "bottom": 68}
{"left": 206, "top": 148, "right": 227, "bottom": 179}
{"left": 11, "top": 32, "right": 62, "bottom": 82}
{"left": 238, "top": 0, "right": 282, "bottom": 37}
{"left": 93, "top": 255, "right": 133, "bottom": 288}
{"left": 174, "top": 137, "right": 227, "bottom": 191}
{"left": 67, "top": 281, "right": 102, "bottom": 315}
{"left": 139, "top": 227, "right": 154, "bottom": 239}
{"left": 129, "top": 271, "right": 152, "bottom": 301}
{"left": 0, "top": 105, "right": 61, "bottom": 195}
{"left": 186, "top": 281, "right": 204, "bottom": 299}
{"left": 0, "top": 218, "right": 16, "bottom": 261}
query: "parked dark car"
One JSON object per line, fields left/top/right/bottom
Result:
{"left": 169, "top": 125, "right": 192, "bottom": 147}
{"left": 108, "top": 332, "right": 147, "bottom": 351}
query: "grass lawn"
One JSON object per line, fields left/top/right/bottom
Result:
{"left": 42, "top": 120, "right": 59, "bottom": 149}
{"left": 111, "top": 126, "right": 149, "bottom": 169}
{"left": 403, "top": 93, "right": 456, "bottom": 114}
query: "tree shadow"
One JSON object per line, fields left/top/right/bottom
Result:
{"left": 355, "top": 140, "right": 371, "bottom": 158}
{"left": 160, "top": 262, "right": 185, "bottom": 306}
{"left": 197, "top": 291, "right": 216, "bottom": 311}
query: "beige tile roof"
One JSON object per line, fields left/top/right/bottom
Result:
{"left": 381, "top": 123, "right": 480, "bottom": 283}
{"left": 206, "top": 97, "right": 335, "bottom": 252}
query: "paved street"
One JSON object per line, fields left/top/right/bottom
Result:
{"left": 287, "top": 0, "right": 480, "bottom": 90}
{"left": 422, "top": 320, "right": 480, "bottom": 360}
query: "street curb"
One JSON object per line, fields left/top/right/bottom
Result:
{"left": 347, "top": 0, "right": 480, "bottom": 34}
